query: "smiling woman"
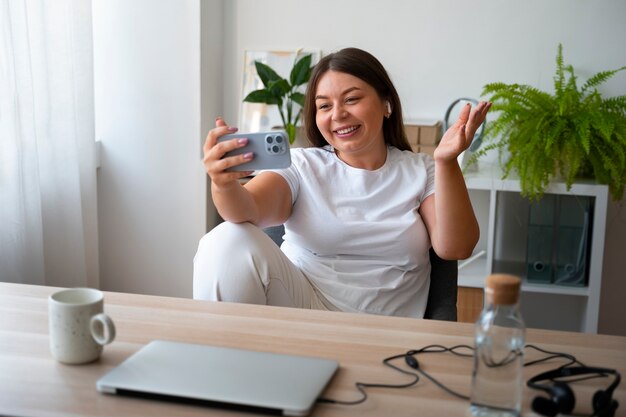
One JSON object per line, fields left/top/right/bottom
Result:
{"left": 194, "top": 47, "right": 488, "bottom": 319}
{"left": 313, "top": 71, "right": 389, "bottom": 170}
{"left": 304, "top": 48, "right": 410, "bottom": 157}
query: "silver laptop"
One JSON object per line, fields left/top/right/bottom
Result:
{"left": 96, "top": 340, "right": 339, "bottom": 416}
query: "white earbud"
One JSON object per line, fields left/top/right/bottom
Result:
{"left": 384, "top": 101, "right": 392, "bottom": 119}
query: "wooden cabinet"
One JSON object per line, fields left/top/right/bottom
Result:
{"left": 460, "top": 166, "right": 608, "bottom": 333}
{"left": 457, "top": 287, "right": 483, "bottom": 323}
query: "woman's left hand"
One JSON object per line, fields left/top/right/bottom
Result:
{"left": 434, "top": 101, "right": 492, "bottom": 163}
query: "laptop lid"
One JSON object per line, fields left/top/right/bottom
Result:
{"left": 96, "top": 340, "right": 339, "bottom": 416}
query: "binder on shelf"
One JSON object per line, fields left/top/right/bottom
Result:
{"left": 526, "top": 195, "right": 556, "bottom": 284}
{"left": 553, "top": 196, "right": 592, "bottom": 287}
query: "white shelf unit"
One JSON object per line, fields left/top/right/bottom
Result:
{"left": 460, "top": 166, "right": 609, "bottom": 333}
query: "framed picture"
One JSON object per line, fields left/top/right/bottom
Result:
{"left": 239, "top": 50, "right": 321, "bottom": 134}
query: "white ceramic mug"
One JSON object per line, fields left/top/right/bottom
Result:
{"left": 48, "top": 288, "right": 116, "bottom": 365}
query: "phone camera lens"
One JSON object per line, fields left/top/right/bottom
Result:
{"left": 266, "top": 136, "right": 274, "bottom": 144}
{"left": 272, "top": 145, "right": 280, "bottom": 153}
{"left": 275, "top": 136, "right": 283, "bottom": 144}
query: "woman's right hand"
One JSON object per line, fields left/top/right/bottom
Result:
{"left": 203, "top": 117, "right": 255, "bottom": 187}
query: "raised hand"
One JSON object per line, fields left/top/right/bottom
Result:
{"left": 203, "top": 117, "right": 254, "bottom": 187}
{"left": 434, "top": 101, "right": 492, "bottom": 163}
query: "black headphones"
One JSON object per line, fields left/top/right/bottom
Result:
{"left": 527, "top": 366, "right": 621, "bottom": 417}
{"left": 320, "top": 344, "right": 621, "bottom": 414}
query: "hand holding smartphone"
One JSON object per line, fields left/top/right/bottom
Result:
{"left": 217, "top": 131, "right": 292, "bottom": 171}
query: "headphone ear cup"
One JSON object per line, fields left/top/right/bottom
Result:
{"left": 532, "top": 396, "right": 560, "bottom": 417}
{"left": 594, "top": 393, "right": 619, "bottom": 417}
{"left": 593, "top": 389, "right": 611, "bottom": 411}
{"left": 551, "top": 382, "right": 576, "bottom": 415}
{"left": 531, "top": 382, "right": 576, "bottom": 417}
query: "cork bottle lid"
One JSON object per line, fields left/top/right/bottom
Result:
{"left": 485, "top": 274, "right": 521, "bottom": 305}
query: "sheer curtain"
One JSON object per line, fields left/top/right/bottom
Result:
{"left": 0, "top": 0, "right": 99, "bottom": 287}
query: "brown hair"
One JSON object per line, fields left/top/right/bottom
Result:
{"left": 303, "top": 47, "right": 410, "bottom": 151}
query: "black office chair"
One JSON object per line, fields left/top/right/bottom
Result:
{"left": 263, "top": 225, "right": 458, "bottom": 321}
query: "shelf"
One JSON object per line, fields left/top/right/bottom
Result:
{"left": 521, "top": 282, "right": 589, "bottom": 296}
{"left": 493, "top": 260, "right": 589, "bottom": 295}
{"left": 462, "top": 172, "right": 608, "bottom": 333}
{"left": 465, "top": 163, "right": 607, "bottom": 196}
{"left": 459, "top": 259, "right": 590, "bottom": 296}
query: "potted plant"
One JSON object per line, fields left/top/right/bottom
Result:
{"left": 470, "top": 44, "right": 626, "bottom": 201}
{"left": 243, "top": 51, "right": 315, "bottom": 144}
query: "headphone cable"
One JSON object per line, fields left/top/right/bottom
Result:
{"left": 318, "top": 343, "right": 587, "bottom": 407}
{"left": 317, "top": 353, "right": 420, "bottom": 405}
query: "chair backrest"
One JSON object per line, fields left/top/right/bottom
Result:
{"left": 424, "top": 248, "right": 458, "bottom": 321}
{"left": 262, "top": 225, "right": 458, "bottom": 321}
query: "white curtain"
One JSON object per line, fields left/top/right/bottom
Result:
{"left": 0, "top": 0, "right": 99, "bottom": 287}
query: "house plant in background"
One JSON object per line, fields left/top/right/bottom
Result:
{"left": 469, "top": 44, "right": 626, "bottom": 201}
{"left": 243, "top": 50, "right": 315, "bottom": 145}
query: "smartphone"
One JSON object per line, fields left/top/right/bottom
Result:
{"left": 217, "top": 131, "right": 292, "bottom": 171}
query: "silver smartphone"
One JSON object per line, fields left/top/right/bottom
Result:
{"left": 217, "top": 131, "right": 292, "bottom": 171}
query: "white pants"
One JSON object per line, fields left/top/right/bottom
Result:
{"left": 193, "top": 222, "right": 337, "bottom": 311}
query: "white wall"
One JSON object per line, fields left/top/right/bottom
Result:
{"left": 222, "top": 0, "right": 626, "bottom": 335}
{"left": 93, "top": 0, "right": 220, "bottom": 297}
{"left": 222, "top": 0, "right": 626, "bottom": 125}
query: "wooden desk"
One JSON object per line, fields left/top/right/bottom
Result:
{"left": 1, "top": 282, "right": 625, "bottom": 417}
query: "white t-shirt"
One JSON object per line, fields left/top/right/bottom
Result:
{"left": 272, "top": 145, "right": 435, "bottom": 318}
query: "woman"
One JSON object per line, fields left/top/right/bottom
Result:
{"left": 194, "top": 47, "right": 490, "bottom": 318}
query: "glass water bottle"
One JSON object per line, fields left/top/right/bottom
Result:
{"left": 470, "top": 274, "right": 525, "bottom": 417}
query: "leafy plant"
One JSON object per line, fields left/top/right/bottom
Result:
{"left": 470, "top": 44, "right": 626, "bottom": 201}
{"left": 243, "top": 52, "right": 315, "bottom": 144}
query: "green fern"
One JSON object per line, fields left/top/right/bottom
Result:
{"left": 470, "top": 44, "right": 626, "bottom": 201}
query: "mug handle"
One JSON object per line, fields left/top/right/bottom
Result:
{"left": 90, "top": 313, "right": 116, "bottom": 346}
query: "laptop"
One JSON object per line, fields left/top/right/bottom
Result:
{"left": 96, "top": 340, "right": 339, "bottom": 416}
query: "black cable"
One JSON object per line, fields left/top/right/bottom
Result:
{"left": 403, "top": 344, "right": 584, "bottom": 401}
{"left": 317, "top": 353, "right": 420, "bottom": 405}
{"left": 402, "top": 344, "right": 474, "bottom": 401}
{"left": 404, "top": 353, "right": 470, "bottom": 400}
{"left": 317, "top": 343, "right": 585, "bottom": 407}
{"left": 405, "top": 343, "right": 475, "bottom": 359}
{"left": 524, "top": 344, "right": 586, "bottom": 368}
